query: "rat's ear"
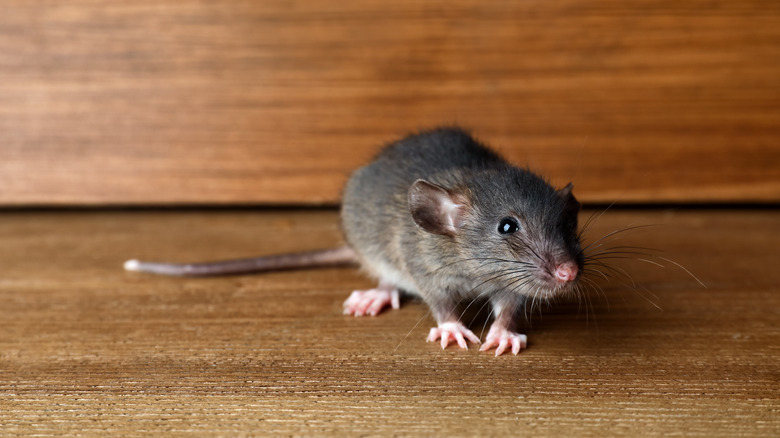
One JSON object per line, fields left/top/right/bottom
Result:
{"left": 557, "top": 182, "right": 581, "bottom": 213}
{"left": 408, "top": 179, "right": 469, "bottom": 236}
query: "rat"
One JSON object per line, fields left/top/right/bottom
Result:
{"left": 124, "top": 127, "right": 584, "bottom": 356}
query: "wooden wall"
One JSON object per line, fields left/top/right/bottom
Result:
{"left": 1, "top": 1, "right": 778, "bottom": 206}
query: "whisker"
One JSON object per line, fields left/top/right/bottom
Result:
{"left": 579, "top": 275, "right": 609, "bottom": 310}
{"left": 457, "top": 270, "right": 533, "bottom": 321}
{"left": 657, "top": 256, "right": 707, "bottom": 288}
{"left": 634, "top": 284, "right": 664, "bottom": 311}
{"left": 585, "top": 245, "right": 661, "bottom": 259}
{"left": 635, "top": 258, "right": 666, "bottom": 268}
{"left": 577, "top": 201, "right": 616, "bottom": 241}
{"left": 580, "top": 224, "right": 657, "bottom": 254}
{"left": 393, "top": 306, "right": 432, "bottom": 353}
{"left": 477, "top": 292, "right": 505, "bottom": 338}
{"left": 433, "top": 257, "right": 535, "bottom": 274}
{"left": 584, "top": 289, "right": 597, "bottom": 331}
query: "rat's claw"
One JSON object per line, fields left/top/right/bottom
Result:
{"left": 427, "top": 321, "right": 481, "bottom": 350}
{"left": 479, "top": 323, "right": 527, "bottom": 356}
{"left": 343, "top": 286, "right": 400, "bottom": 317}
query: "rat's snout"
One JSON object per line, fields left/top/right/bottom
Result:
{"left": 554, "top": 262, "right": 579, "bottom": 283}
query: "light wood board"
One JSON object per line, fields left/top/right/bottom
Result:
{"left": 0, "top": 208, "right": 777, "bottom": 436}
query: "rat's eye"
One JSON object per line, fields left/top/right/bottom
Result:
{"left": 497, "top": 217, "right": 520, "bottom": 234}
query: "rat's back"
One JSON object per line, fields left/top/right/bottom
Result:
{"left": 371, "top": 128, "right": 505, "bottom": 180}
{"left": 344, "top": 127, "right": 505, "bottom": 206}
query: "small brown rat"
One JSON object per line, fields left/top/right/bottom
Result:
{"left": 125, "top": 128, "right": 583, "bottom": 356}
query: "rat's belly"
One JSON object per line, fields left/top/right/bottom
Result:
{"left": 359, "top": 255, "right": 420, "bottom": 297}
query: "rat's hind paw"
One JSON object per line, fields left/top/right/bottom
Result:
{"left": 427, "top": 321, "right": 481, "bottom": 350}
{"left": 342, "top": 285, "right": 400, "bottom": 317}
{"left": 479, "top": 324, "right": 527, "bottom": 356}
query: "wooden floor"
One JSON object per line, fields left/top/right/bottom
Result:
{"left": 0, "top": 208, "right": 778, "bottom": 436}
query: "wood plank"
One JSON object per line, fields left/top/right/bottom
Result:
{"left": 0, "top": 1, "right": 778, "bottom": 205}
{"left": 0, "top": 208, "right": 778, "bottom": 435}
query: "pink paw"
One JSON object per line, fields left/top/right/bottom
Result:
{"left": 343, "top": 287, "right": 400, "bottom": 317}
{"left": 427, "top": 322, "right": 481, "bottom": 350}
{"left": 479, "top": 324, "right": 527, "bottom": 356}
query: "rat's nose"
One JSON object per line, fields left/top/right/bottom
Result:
{"left": 555, "top": 263, "right": 578, "bottom": 283}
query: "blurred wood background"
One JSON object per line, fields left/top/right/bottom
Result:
{"left": 1, "top": 0, "right": 778, "bottom": 206}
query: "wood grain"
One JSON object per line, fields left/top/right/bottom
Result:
{"left": 0, "top": 208, "right": 778, "bottom": 436}
{"left": 0, "top": 1, "right": 778, "bottom": 206}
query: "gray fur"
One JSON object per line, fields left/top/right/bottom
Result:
{"left": 341, "top": 127, "right": 583, "bottom": 325}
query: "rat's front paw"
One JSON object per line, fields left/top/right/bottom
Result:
{"left": 343, "top": 286, "right": 400, "bottom": 317}
{"left": 427, "top": 321, "right": 481, "bottom": 350}
{"left": 479, "top": 323, "right": 527, "bottom": 356}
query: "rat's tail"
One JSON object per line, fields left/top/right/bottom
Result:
{"left": 124, "top": 246, "right": 357, "bottom": 277}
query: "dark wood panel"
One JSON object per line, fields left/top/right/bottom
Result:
{"left": 0, "top": 1, "right": 778, "bottom": 205}
{"left": 0, "top": 209, "right": 778, "bottom": 435}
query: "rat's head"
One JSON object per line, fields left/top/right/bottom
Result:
{"left": 408, "top": 169, "right": 583, "bottom": 299}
